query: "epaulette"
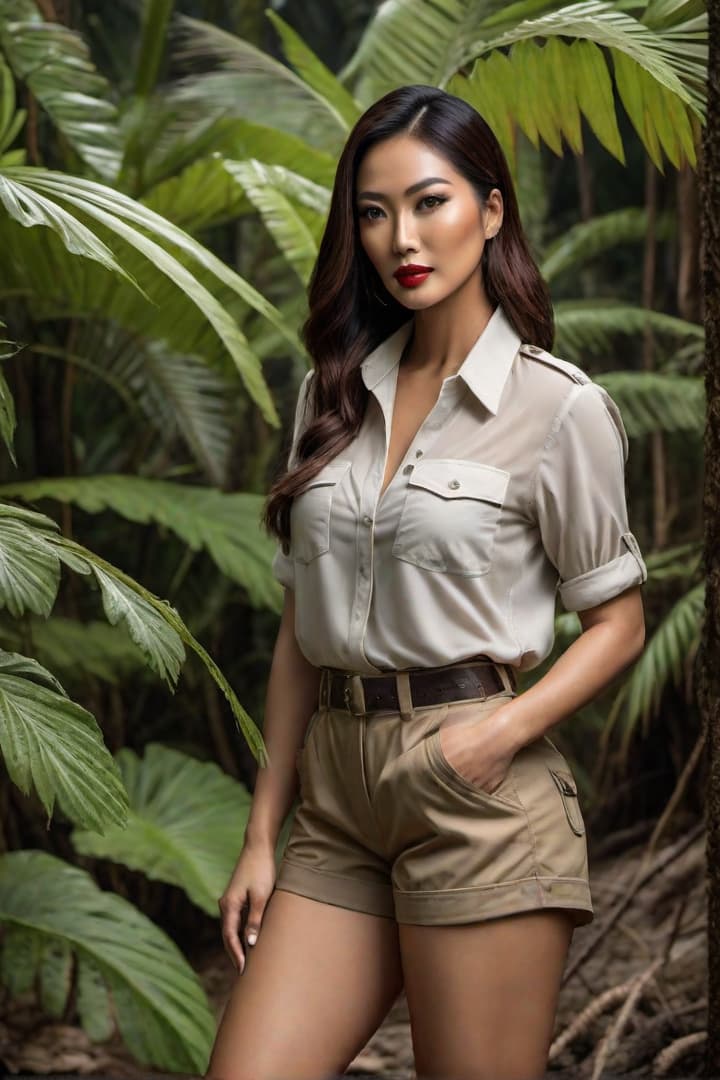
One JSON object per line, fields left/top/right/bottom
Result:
{"left": 519, "top": 344, "right": 591, "bottom": 385}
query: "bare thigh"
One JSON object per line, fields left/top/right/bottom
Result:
{"left": 205, "top": 888, "right": 403, "bottom": 1080}
{"left": 400, "top": 910, "right": 574, "bottom": 1080}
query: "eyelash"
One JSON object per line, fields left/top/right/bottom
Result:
{"left": 358, "top": 195, "right": 448, "bottom": 220}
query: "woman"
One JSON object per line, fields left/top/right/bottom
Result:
{"left": 206, "top": 84, "right": 647, "bottom": 1080}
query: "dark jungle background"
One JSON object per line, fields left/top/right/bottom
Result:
{"left": 0, "top": 0, "right": 712, "bottom": 1077}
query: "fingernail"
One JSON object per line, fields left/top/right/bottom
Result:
{"left": 247, "top": 931, "right": 257, "bottom": 946}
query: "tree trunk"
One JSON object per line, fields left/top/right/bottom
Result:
{"left": 701, "top": 0, "right": 720, "bottom": 1072}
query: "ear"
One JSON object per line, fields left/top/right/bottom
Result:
{"left": 484, "top": 188, "right": 504, "bottom": 239}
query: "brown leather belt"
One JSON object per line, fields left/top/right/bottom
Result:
{"left": 323, "top": 658, "right": 516, "bottom": 715}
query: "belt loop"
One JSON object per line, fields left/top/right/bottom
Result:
{"left": 497, "top": 663, "right": 517, "bottom": 695}
{"left": 350, "top": 673, "right": 366, "bottom": 715}
{"left": 396, "top": 671, "right": 413, "bottom": 718}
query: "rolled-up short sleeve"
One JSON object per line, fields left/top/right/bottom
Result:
{"left": 270, "top": 369, "right": 315, "bottom": 591}
{"left": 534, "top": 381, "right": 647, "bottom": 612}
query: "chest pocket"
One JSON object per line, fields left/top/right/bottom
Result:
{"left": 290, "top": 459, "right": 351, "bottom": 564}
{"left": 392, "top": 459, "right": 510, "bottom": 576}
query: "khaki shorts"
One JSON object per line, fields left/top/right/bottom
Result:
{"left": 275, "top": 663, "right": 594, "bottom": 928}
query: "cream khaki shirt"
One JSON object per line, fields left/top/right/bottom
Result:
{"left": 271, "top": 304, "right": 647, "bottom": 675}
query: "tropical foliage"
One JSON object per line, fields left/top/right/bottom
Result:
{"left": 0, "top": 0, "right": 707, "bottom": 1070}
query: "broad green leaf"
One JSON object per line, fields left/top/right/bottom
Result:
{"left": 541, "top": 208, "right": 674, "bottom": 281}
{"left": 225, "top": 159, "right": 326, "bottom": 283}
{"left": 448, "top": 54, "right": 517, "bottom": 170}
{"left": 140, "top": 117, "right": 336, "bottom": 226}
{"left": 77, "top": 955, "right": 114, "bottom": 1042}
{"left": 40, "top": 938, "right": 72, "bottom": 1018}
{"left": 464, "top": 1, "right": 706, "bottom": 118}
{"left": 0, "top": 474, "right": 283, "bottom": 612}
{"left": 92, "top": 567, "right": 186, "bottom": 690}
{"left": 0, "top": 508, "right": 60, "bottom": 618}
{"left": 265, "top": 10, "right": 361, "bottom": 130}
{"left": 0, "top": 850, "right": 214, "bottom": 1072}
{"left": 72, "top": 743, "right": 253, "bottom": 915}
{"left": 8, "top": 168, "right": 289, "bottom": 424}
{"left": 339, "top": 0, "right": 475, "bottom": 97}
{"left": 0, "top": 616, "right": 147, "bottom": 685}
{"left": 0, "top": 172, "right": 131, "bottom": 281}
{"left": 0, "top": 1, "right": 122, "bottom": 179}
{"left": 594, "top": 369, "right": 703, "bottom": 437}
{"left": 46, "top": 534, "right": 268, "bottom": 766}
{"left": 0, "top": 649, "right": 129, "bottom": 830}
{"left": 603, "top": 583, "right": 704, "bottom": 759}
{"left": 170, "top": 15, "right": 348, "bottom": 154}
{"left": 0, "top": 167, "right": 305, "bottom": 423}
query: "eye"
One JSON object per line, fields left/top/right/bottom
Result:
{"left": 419, "top": 195, "right": 447, "bottom": 210}
{"left": 358, "top": 205, "right": 384, "bottom": 221}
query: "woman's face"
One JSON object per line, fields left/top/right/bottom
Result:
{"left": 355, "top": 134, "right": 503, "bottom": 310}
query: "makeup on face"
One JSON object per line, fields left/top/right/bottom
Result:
{"left": 356, "top": 136, "right": 496, "bottom": 309}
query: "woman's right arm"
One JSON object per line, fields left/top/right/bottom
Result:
{"left": 218, "top": 586, "right": 321, "bottom": 972}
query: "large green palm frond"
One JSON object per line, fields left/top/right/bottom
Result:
{"left": 553, "top": 301, "right": 703, "bottom": 365}
{"left": 0, "top": 500, "right": 267, "bottom": 763}
{"left": 0, "top": 850, "right": 214, "bottom": 1072}
{"left": 225, "top": 159, "right": 329, "bottom": 285}
{"left": 0, "top": 650, "right": 128, "bottom": 830}
{"left": 603, "top": 582, "right": 704, "bottom": 761}
{"left": 341, "top": 0, "right": 705, "bottom": 171}
{"left": 72, "top": 743, "right": 253, "bottom": 915}
{"left": 541, "top": 208, "right": 674, "bottom": 282}
{"left": 593, "top": 369, "right": 704, "bottom": 436}
{"left": 167, "top": 15, "right": 349, "bottom": 156}
{"left": 36, "top": 333, "right": 237, "bottom": 486}
{"left": 0, "top": 476, "right": 282, "bottom": 613}
{"left": 459, "top": 1, "right": 705, "bottom": 168}
{"left": 0, "top": 167, "right": 304, "bottom": 423}
{"left": 0, "top": 0, "right": 122, "bottom": 179}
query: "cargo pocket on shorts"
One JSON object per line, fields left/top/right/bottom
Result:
{"left": 548, "top": 767, "right": 585, "bottom": 836}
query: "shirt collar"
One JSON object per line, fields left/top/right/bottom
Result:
{"left": 360, "top": 303, "right": 521, "bottom": 415}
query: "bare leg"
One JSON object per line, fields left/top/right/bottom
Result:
{"left": 400, "top": 909, "right": 574, "bottom": 1080}
{"left": 205, "top": 888, "right": 403, "bottom": 1080}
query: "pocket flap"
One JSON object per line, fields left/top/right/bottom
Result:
{"left": 549, "top": 768, "right": 578, "bottom": 798}
{"left": 408, "top": 459, "right": 510, "bottom": 503}
{"left": 298, "top": 459, "right": 351, "bottom": 493}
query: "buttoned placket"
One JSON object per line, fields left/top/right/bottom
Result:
{"left": 348, "top": 371, "right": 465, "bottom": 670}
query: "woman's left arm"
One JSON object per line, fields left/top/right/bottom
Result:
{"left": 498, "top": 583, "right": 645, "bottom": 756}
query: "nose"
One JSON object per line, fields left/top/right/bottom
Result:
{"left": 392, "top": 209, "right": 419, "bottom": 256}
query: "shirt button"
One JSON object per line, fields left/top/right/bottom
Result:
{"left": 362, "top": 514, "right": 373, "bottom": 526}
{"left": 415, "top": 449, "right": 423, "bottom": 458}
{"left": 402, "top": 464, "right": 413, "bottom": 475}
{"left": 448, "top": 479, "right": 460, "bottom": 489}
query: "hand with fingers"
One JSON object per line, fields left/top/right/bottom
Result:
{"left": 218, "top": 838, "right": 277, "bottom": 974}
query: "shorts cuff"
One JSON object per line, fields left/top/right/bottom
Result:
{"left": 393, "top": 874, "right": 594, "bottom": 928}
{"left": 275, "top": 858, "right": 396, "bottom": 920}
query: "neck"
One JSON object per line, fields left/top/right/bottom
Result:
{"left": 400, "top": 276, "right": 495, "bottom": 378}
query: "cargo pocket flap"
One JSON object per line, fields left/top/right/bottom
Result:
{"left": 548, "top": 767, "right": 585, "bottom": 836}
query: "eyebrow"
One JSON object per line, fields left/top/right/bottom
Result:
{"left": 356, "top": 177, "right": 453, "bottom": 201}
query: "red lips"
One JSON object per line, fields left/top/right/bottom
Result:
{"left": 395, "top": 264, "right": 433, "bottom": 287}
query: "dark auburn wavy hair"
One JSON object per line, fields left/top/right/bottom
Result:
{"left": 263, "top": 84, "right": 554, "bottom": 554}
